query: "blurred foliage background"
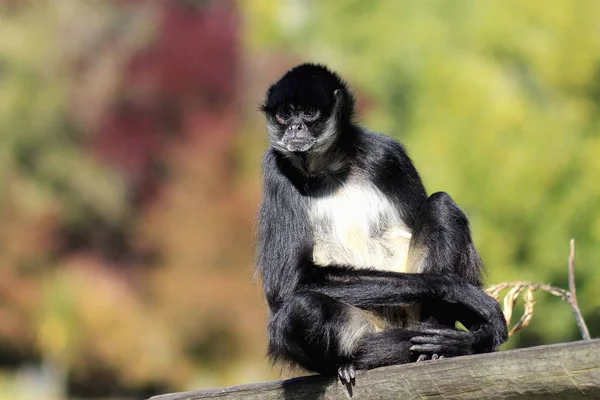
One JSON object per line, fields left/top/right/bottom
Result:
{"left": 0, "top": 0, "right": 599, "bottom": 399}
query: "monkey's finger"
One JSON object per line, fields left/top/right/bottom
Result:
{"left": 410, "top": 332, "right": 474, "bottom": 345}
{"left": 410, "top": 335, "right": 467, "bottom": 346}
{"left": 410, "top": 344, "right": 470, "bottom": 356}
{"left": 414, "top": 345, "right": 473, "bottom": 357}
{"left": 410, "top": 335, "right": 444, "bottom": 344}
{"left": 416, "top": 354, "right": 428, "bottom": 362}
{"left": 415, "top": 328, "right": 473, "bottom": 340}
{"left": 411, "top": 344, "right": 441, "bottom": 353}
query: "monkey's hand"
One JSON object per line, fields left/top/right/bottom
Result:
{"left": 409, "top": 328, "right": 476, "bottom": 360}
{"left": 440, "top": 277, "right": 508, "bottom": 349}
{"left": 469, "top": 321, "right": 507, "bottom": 353}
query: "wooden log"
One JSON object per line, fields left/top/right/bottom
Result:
{"left": 149, "top": 339, "right": 600, "bottom": 399}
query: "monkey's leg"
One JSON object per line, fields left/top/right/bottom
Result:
{"left": 407, "top": 191, "right": 503, "bottom": 356}
{"left": 268, "top": 291, "right": 375, "bottom": 377}
{"left": 268, "top": 291, "right": 474, "bottom": 382}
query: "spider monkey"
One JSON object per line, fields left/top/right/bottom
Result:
{"left": 257, "top": 63, "right": 507, "bottom": 383}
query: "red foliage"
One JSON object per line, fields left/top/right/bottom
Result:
{"left": 92, "top": 0, "right": 241, "bottom": 203}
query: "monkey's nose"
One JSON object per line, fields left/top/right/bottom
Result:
{"left": 290, "top": 123, "right": 305, "bottom": 132}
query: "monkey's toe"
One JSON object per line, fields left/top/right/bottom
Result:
{"left": 416, "top": 353, "right": 445, "bottom": 362}
{"left": 338, "top": 364, "right": 356, "bottom": 385}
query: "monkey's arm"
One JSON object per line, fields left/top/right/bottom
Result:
{"left": 301, "top": 267, "right": 487, "bottom": 312}
{"left": 300, "top": 265, "right": 507, "bottom": 351}
{"left": 257, "top": 151, "right": 315, "bottom": 310}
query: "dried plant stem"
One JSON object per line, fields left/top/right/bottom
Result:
{"left": 508, "top": 287, "right": 534, "bottom": 337}
{"left": 487, "top": 282, "right": 570, "bottom": 301}
{"left": 567, "top": 239, "right": 591, "bottom": 340}
{"left": 486, "top": 239, "right": 591, "bottom": 340}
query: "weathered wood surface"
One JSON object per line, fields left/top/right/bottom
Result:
{"left": 149, "top": 339, "right": 600, "bottom": 400}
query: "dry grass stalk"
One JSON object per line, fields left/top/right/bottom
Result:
{"left": 485, "top": 239, "right": 591, "bottom": 340}
{"left": 567, "top": 239, "right": 591, "bottom": 340}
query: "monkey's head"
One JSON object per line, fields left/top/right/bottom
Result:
{"left": 261, "top": 63, "right": 355, "bottom": 154}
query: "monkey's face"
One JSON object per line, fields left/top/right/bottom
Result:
{"left": 267, "top": 103, "right": 328, "bottom": 153}
{"left": 262, "top": 63, "right": 353, "bottom": 155}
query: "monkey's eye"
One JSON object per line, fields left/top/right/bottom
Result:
{"left": 275, "top": 107, "right": 291, "bottom": 124}
{"left": 302, "top": 107, "right": 320, "bottom": 121}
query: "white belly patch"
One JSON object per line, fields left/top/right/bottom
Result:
{"left": 309, "top": 179, "right": 413, "bottom": 273}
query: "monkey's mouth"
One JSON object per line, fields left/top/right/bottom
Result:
{"left": 282, "top": 135, "right": 316, "bottom": 152}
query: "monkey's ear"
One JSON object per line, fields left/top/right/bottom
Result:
{"left": 332, "top": 89, "right": 343, "bottom": 113}
{"left": 333, "top": 89, "right": 344, "bottom": 106}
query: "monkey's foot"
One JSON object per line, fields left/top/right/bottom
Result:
{"left": 338, "top": 364, "right": 356, "bottom": 385}
{"left": 410, "top": 328, "right": 474, "bottom": 359}
{"left": 416, "top": 354, "right": 445, "bottom": 362}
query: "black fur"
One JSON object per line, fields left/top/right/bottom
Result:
{"left": 257, "top": 63, "right": 508, "bottom": 381}
{"left": 262, "top": 63, "right": 355, "bottom": 124}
